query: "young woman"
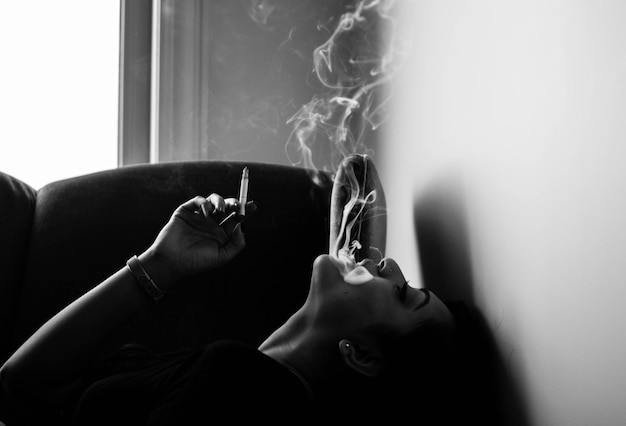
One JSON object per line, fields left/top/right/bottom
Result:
{"left": 0, "top": 158, "right": 467, "bottom": 425}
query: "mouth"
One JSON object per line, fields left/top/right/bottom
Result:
{"left": 328, "top": 254, "right": 375, "bottom": 285}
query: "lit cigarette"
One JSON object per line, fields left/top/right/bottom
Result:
{"left": 238, "top": 167, "right": 249, "bottom": 216}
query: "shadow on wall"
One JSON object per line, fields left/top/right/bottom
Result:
{"left": 413, "top": 174, "right": 530, "bottom": 426}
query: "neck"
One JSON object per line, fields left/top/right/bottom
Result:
{"left": 258, "top": 307, "right": 339, "bottom": 395}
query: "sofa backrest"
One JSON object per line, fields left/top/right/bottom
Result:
{"left": 2, "top": 161, "right": 332, "bottom": 365}
{"left": 0, "top": 172, "right": 37, "bottom": 364}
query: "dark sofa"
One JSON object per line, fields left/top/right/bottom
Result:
{"left": 0, "top": 161, "right": 333, "bottom": 425}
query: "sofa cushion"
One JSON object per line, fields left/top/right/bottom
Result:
{"left": 0, "top": 172, "right": 36, "bottom": 364}
{"left": 9, "top": 161, "right": 332, "bottom": 363}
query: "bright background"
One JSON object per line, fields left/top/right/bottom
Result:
{"left": 4, "top": 1, "right": 626, "bottom": 424}
{"left": 382, "top": 1, "right": 626, "bottom": 425}
{"left": 0, "top": 1, "right": 120, "bottom": 190}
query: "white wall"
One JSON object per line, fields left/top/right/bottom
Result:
{"left": 0, "top": 1, "right": 119, "bottom": 190}
{"left": 383, "top": 1, "right": 626, "bottom": 425}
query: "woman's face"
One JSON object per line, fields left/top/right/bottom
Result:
{"left": 307, "top": 255, "right": 453, "bottom": 338}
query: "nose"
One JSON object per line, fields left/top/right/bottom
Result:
{"left": 378, "top": 257, "right": 403, "bottom": 279}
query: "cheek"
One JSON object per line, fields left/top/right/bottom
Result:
{"left": 323, "top": 288, "right": 373, "bottom": 326}
{"left": 356, "top": 289, "right": 411, "bottom": 331}
{"left": 339, "top": 291, "right": 391, "bottom": 330}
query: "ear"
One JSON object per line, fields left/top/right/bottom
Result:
{"left": 338, "top": 338, "right": 386, "bottom": 377}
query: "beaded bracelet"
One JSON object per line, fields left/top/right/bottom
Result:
{"left": 126, "top": 255, "right": 165, "bottom": 301}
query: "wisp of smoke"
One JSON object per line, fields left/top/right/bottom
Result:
{"left": 284, "top": 0, "right": 402, "bottom": 270}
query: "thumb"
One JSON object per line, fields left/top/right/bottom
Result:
{"left": 219, "top": 201, "right": 257, "bottom": 235}
{"left": 219, "top": 223, "right": 246, "bottom": 262}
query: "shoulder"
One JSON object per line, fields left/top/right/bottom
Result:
{"left": 188, "top": 339, "right": 300, "bottom": 390}
{"left": 74, "top": 340, "right": 315, "bottom": 424}
{"left": 149, "top": 340, "right": 315, "bottom": 423}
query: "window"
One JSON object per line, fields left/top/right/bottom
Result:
{"left": 1, "top": 1, "right": 396, "bottom": 188}
{"left": 0, "top": 1, "right": 120, "bottom": 189}
{"left": 119, "top": 0, "right": 393, "bottom": 172}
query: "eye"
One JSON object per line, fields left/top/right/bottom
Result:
{"left": 396, "top": 280, "right": 409, "bottom": 302}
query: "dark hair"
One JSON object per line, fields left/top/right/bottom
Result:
{"left": 381, "top": 317, "right": 462, "bottom": 420}
{"left": 365, "top": 301, "right": 507, "bottom": 425}
{"left": 315, "top": 306, "right": 465, "bottom": 423}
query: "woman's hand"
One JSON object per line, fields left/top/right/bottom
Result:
{"left": 139, "top": 194, "right": 257, "bottom": 289}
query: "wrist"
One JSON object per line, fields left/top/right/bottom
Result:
{"left": 137, "top": 250, "right": 180, "bottom": 292}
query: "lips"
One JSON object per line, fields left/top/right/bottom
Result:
{"left": 327, "top": 255, "right": 378, "bottom": 285}
{"left": 344, "top": 265, "right": 375, "bottom": 285}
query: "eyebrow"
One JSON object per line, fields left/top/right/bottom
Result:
{"left": 413, "top": 288, "right": 431, "bottom": 310}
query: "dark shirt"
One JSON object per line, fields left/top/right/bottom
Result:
{"left": 72, "top": 340, "right": 315, "bottom": 425}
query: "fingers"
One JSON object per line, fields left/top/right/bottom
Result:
{"left": 181, "top": 195, "right": 230, "bottom": 221}
{"left": 238, "top": 200, "right": 258, "bottom": 217}
{"left": 219, "top": 212, "right": 240, "bottom": 235}
{"left": 180, "top": 196, "right": 211, "bottom": 215}
{"left": 184, "top": 194, "right": 256, "bottom": 234}
{"left": 206, "top": 193, "right": 227, "bottom": 216}
{"left": 203, "top": 194, "right": 245, "bottom": 217}
{"left": 223, "top": 198, "right": 257, "bottom": 216}
{"left": 219, "top": 201, "right": 257, "bottom": 234}
{"left": 189, "top": 194, "right": 233, "bottom": 222}
{"left": 221, "top": 224, "right": 246, "bottom": 258}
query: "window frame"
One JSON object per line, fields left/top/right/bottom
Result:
{"left": 118, "top": 0, "right": 153, "bottom": 165}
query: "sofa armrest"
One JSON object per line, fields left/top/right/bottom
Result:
{"left": 0, "top": 173, "right": 36, "bottom": 364}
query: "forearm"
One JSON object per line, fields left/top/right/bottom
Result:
{"left": 0, "top": 193, "right": 250, "bottom": 409}
{"left": 0, "top": 252, "right": 176, "bottom": 405}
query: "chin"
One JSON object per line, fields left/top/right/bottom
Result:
{"left": 310, "top": 254, "right": 344, "bottom": 290}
